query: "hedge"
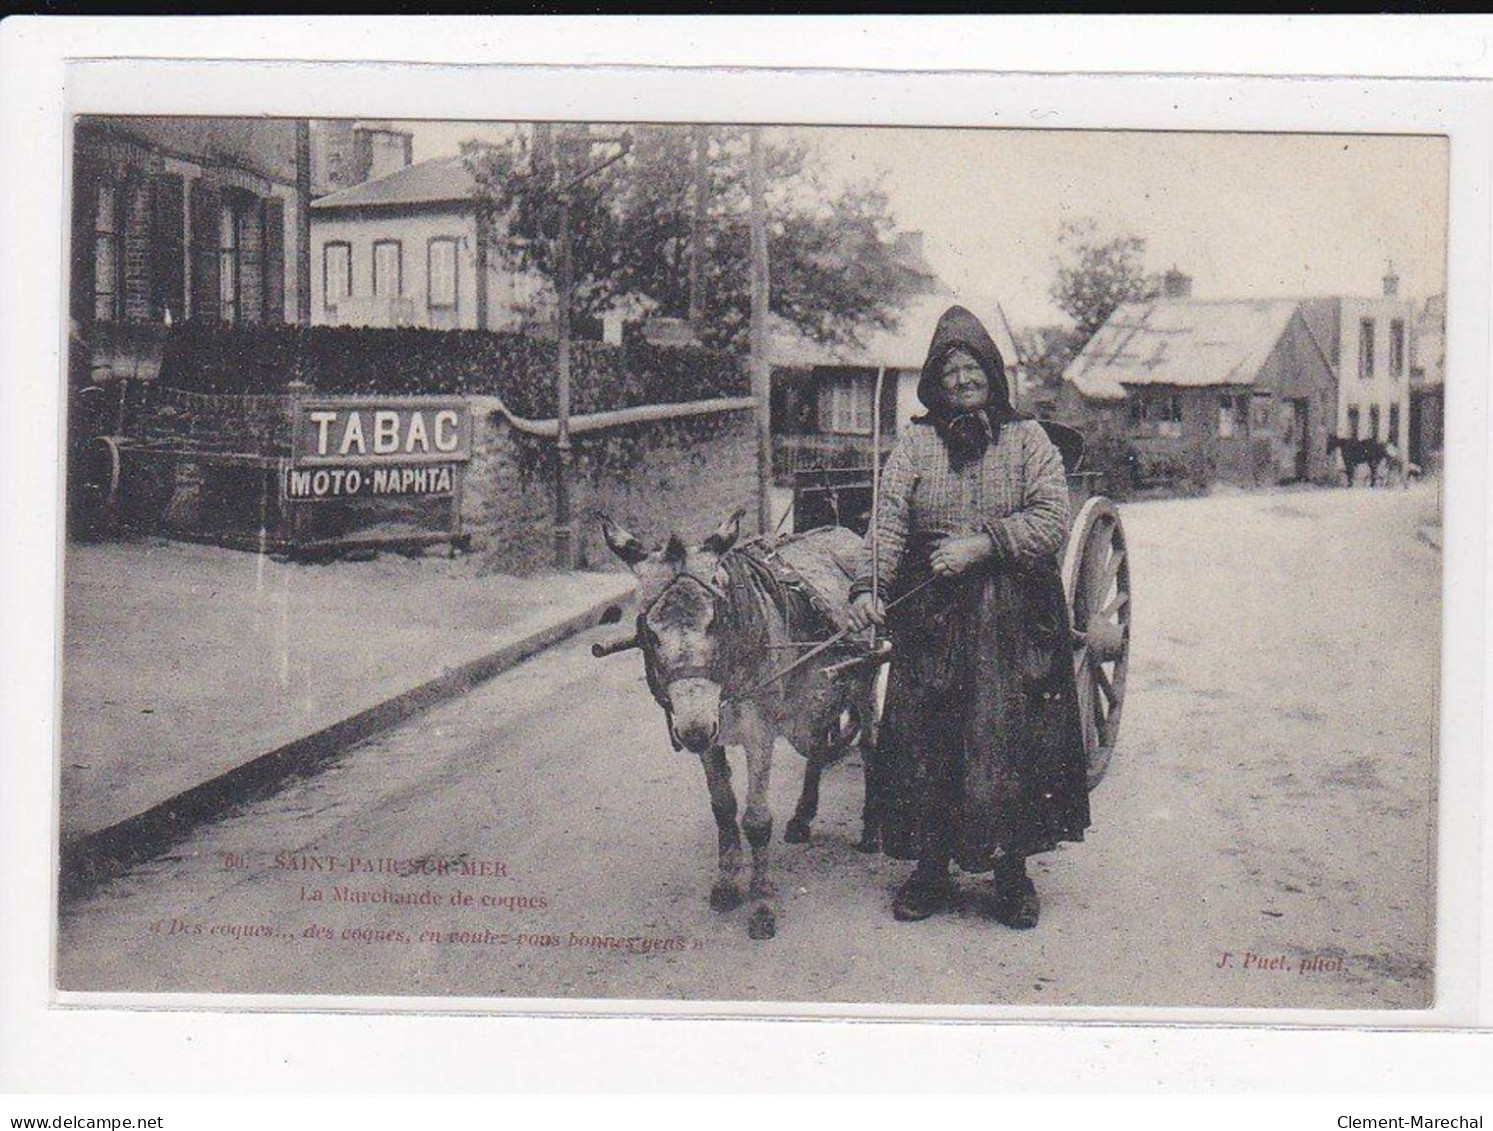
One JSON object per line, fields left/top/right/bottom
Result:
{"left": 154, "top": 324, "right": 747, "bottom": 417}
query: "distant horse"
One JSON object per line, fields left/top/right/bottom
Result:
{"left": 599, "top": 511, "right": 881, "bottom": 940}
{"left": 1327, "top": 436, "right": 1389, "bottom": 487}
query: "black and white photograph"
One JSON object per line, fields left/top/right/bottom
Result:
{"left": 47, "top": 106, "right": 1453, "bottom": 1016}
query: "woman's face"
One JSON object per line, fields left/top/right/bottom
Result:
{"left": 939, "top": 347, "right": 990, "bottom": 412}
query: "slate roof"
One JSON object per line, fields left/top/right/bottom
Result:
{"left": 1063, "top": 298, "right": 1301, "bottom": 401}
{"left": 312, "top": 155, "right": 477, "bottom": 210}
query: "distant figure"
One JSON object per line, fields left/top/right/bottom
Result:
{"left": 1381, "top": 442, "right": 1422, "bottom": 488}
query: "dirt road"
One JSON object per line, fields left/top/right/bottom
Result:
{"left": 57, "top": 483, "right": 1441, "bottom": 1010}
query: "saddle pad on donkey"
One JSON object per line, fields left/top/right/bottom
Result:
{"left": 766, "top": 526, "right": 864, "bottom": 632}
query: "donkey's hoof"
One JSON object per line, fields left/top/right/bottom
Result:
{"left": 783, "top": 819, "right": 812, "bottom": 844}
{"left": 747, "top": 904, "right": 777, "bottom": 940}
{"left": 709, "top": 882, "right": 743, "bottom": 913}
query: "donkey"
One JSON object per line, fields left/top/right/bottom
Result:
{"left": 600, "top": 510, "right": 881, "bottom": 940}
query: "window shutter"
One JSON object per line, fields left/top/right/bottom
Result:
{"left": 119, "top": 172, "right": 150, "bottom": 321}
{"left": 263, "top": 197, "right": 285, "bottom": 324}
{"left": 71, "top": 160, "right": 97, "bottom": 325}
{"left": 236, "top": 192, "right": 264, "bottom": 324}
{"left": 189, "top": 179, "right": 220, "bottom": 322}
{"left": 151, "top": 173, "right": 185, "bottom": 323}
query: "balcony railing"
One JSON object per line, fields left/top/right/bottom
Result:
{"left": 772, "top": 432, "right": 885, "bottom": 486}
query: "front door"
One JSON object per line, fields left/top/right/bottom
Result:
{"left": 1274, "top": 397, "right": 1310, "bottom": 483}
{"left": 1292, "top": 398, "right": 1310, "bottom": 481}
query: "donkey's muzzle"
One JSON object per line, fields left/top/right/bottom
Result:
{"left": 667, "top": 677, "right": 722, "bottom": 753}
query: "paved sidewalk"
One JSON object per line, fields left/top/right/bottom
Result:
{"left": 59, "top": 537, "right": 634, "bottom": 853}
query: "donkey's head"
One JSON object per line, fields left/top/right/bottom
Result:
{"left": 601, "top": 509, "right": 744, "bottom": 753}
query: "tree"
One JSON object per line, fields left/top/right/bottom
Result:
{"left": 1014, "top": 324, "right": 1082, "bottom": 403}
{"left": 464, "top": 125, "right": 919, "bottom": 352}
{"left": 1049, "top": 218, "right": 1160, "bottom": 342}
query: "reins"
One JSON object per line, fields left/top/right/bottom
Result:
{"left": 592, "top": 535, "right": 932, "bottom": 705}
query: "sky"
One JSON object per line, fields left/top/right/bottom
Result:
{"left": 399, "top": 120, "right": 1448, "bottom": 331}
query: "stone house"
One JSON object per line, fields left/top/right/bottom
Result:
{"left": 71, "top": 116, "right": 309, "bottom": 334}
{"left": 310, "top": 150, "right": 546, "bottom": 333}
{"left": 1296, "top": 265, "right": 1416, "bottom": 458}
{"left": 1409, "top": 292, "right": 1445, "bottom": 468}
{"left": 1059, "top": 272, "right": 1340, "bottom": 486}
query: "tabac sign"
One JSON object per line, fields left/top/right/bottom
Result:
{"left": 285, "top": 397, "right": 472, "bottom": 502}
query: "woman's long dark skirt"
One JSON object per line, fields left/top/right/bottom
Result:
{"left": 877, "top": 556, "right": 1090, "bottom": 872}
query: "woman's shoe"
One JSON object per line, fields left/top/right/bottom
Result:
{"left": 892, "top": 868, "right": 951, "bottom": 921}
{"left": 991, "top": 874, "right": 1040, "bottom": 929}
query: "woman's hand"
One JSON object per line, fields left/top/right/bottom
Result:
{"left": 848, "top": 592, "right": 885, "bottom": 632}
{"left": 931, "top": 533, "right": 995, "bottom": 578}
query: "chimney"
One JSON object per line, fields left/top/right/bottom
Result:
{"left": 1162, "top": 266, "right": 1193, "bottom": 300}
{"left": 351, "top": 122, "right": 414, "bottom": 185}
{"left": 1383, "top": 260, "right": 1400, "bottom": 297}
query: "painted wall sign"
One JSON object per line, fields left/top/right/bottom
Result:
{"left": 291, "top": 397, "right": 473, "bottom": 466}
{"left": 284, "top": 463, "right": 460, "bottom": 501}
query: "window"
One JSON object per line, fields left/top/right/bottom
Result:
{"left": 1369, "top": 404, "right": 1381, "bottom": 441}
{"left": 373, "top": 239, "right": 402, "bottom": 298}
{"left": 1156, "top": 394, "right": 1183, "bottom": 438}
{"left": 1390, "top": 319, "right": 1405, "bottom": 379}
{"left": 1347, "top": 405, "right": 1360, "bottom": 439}
{"left": 1358, "top": 318, "right": 1375, "bottom": 380}
{"left": 818, "top": 373, "right": 875, "bottom": 435}
{"left": 1218, "top": 395, "right": 1248, "bottom": 439}
{"left": 427, "top": 237, "right": 458, "bottom": 310}
{"left": 218, "top": 201, "right": 243, "bottom": 323}
{"left": 323, "top": 242, "right": 351, "bottom": 310}
{"left": 93, "top": 182, "right": 120, "bottom": 322}
{"left": 1251, "top": 393, "right": 1273, "bottom": 430}
{"left": 1129, "top": 398, "right": 1148, "bottom": 426}
{"left": 1389, "top": 403, "right": 1401, "bottom": 446}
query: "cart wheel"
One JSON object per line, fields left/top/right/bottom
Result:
{"left": 1062, "top": 496, "right": 1130, "bottom": 789}
{"left": 73, "top": 435, "right": 122, "bottom": 536}
{"left": 119, "top": 450, "right": 177, "bottom": 531}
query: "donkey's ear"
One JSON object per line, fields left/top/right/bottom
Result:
{"left": 599, "top": 515, "right": 649, "bottom": 567}
{"left": 702, "top": 507, "right": 745, "bottom": 556}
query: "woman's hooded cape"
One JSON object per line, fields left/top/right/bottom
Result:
{"left": 916, "top": 305, "right": 1021, "bottom": 423}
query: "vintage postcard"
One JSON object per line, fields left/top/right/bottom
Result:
{"left": 37, "top": 59, "right": 1484, "bottom": 1029}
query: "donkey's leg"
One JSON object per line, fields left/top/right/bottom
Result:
{"left": 699, "top": 744, "right": 743, "bottom": 912}
{"left": 785, "top": 751, "right": 825, "bottom": 844}
{"left": 738, "top": 708, "right": 778, "bottom": 939}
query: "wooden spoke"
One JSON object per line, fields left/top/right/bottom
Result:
{"left": 1062, "top": 495, "right": 1130, "bottom": 791}
{"left": 1092, "top": 659, "right": 1116, "bottom": 707}
{"left": 1101, "top": 545, "right": 1126, "bottom": 597}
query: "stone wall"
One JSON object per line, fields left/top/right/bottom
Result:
{"left": 464, "top": 403, "right": 760, "bottom": 576}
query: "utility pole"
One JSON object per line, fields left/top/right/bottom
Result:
{"left": 554, "top": 125, "right": 578, "bottom": 570}
{"left": 748, "top": 127, "right": 772, "bottom": 537}
{"left": 689, "top": 125, "right": 709, "bottom": 332}
{"left": 295, "top": 120, "right": 312, "bottom": 324}
{"left": 550, "top": 124, "right": 631, "bottom": 570}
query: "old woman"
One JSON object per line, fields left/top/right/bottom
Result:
{"left": 847, "top": 305, "right": 1090, "bottom": 926}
